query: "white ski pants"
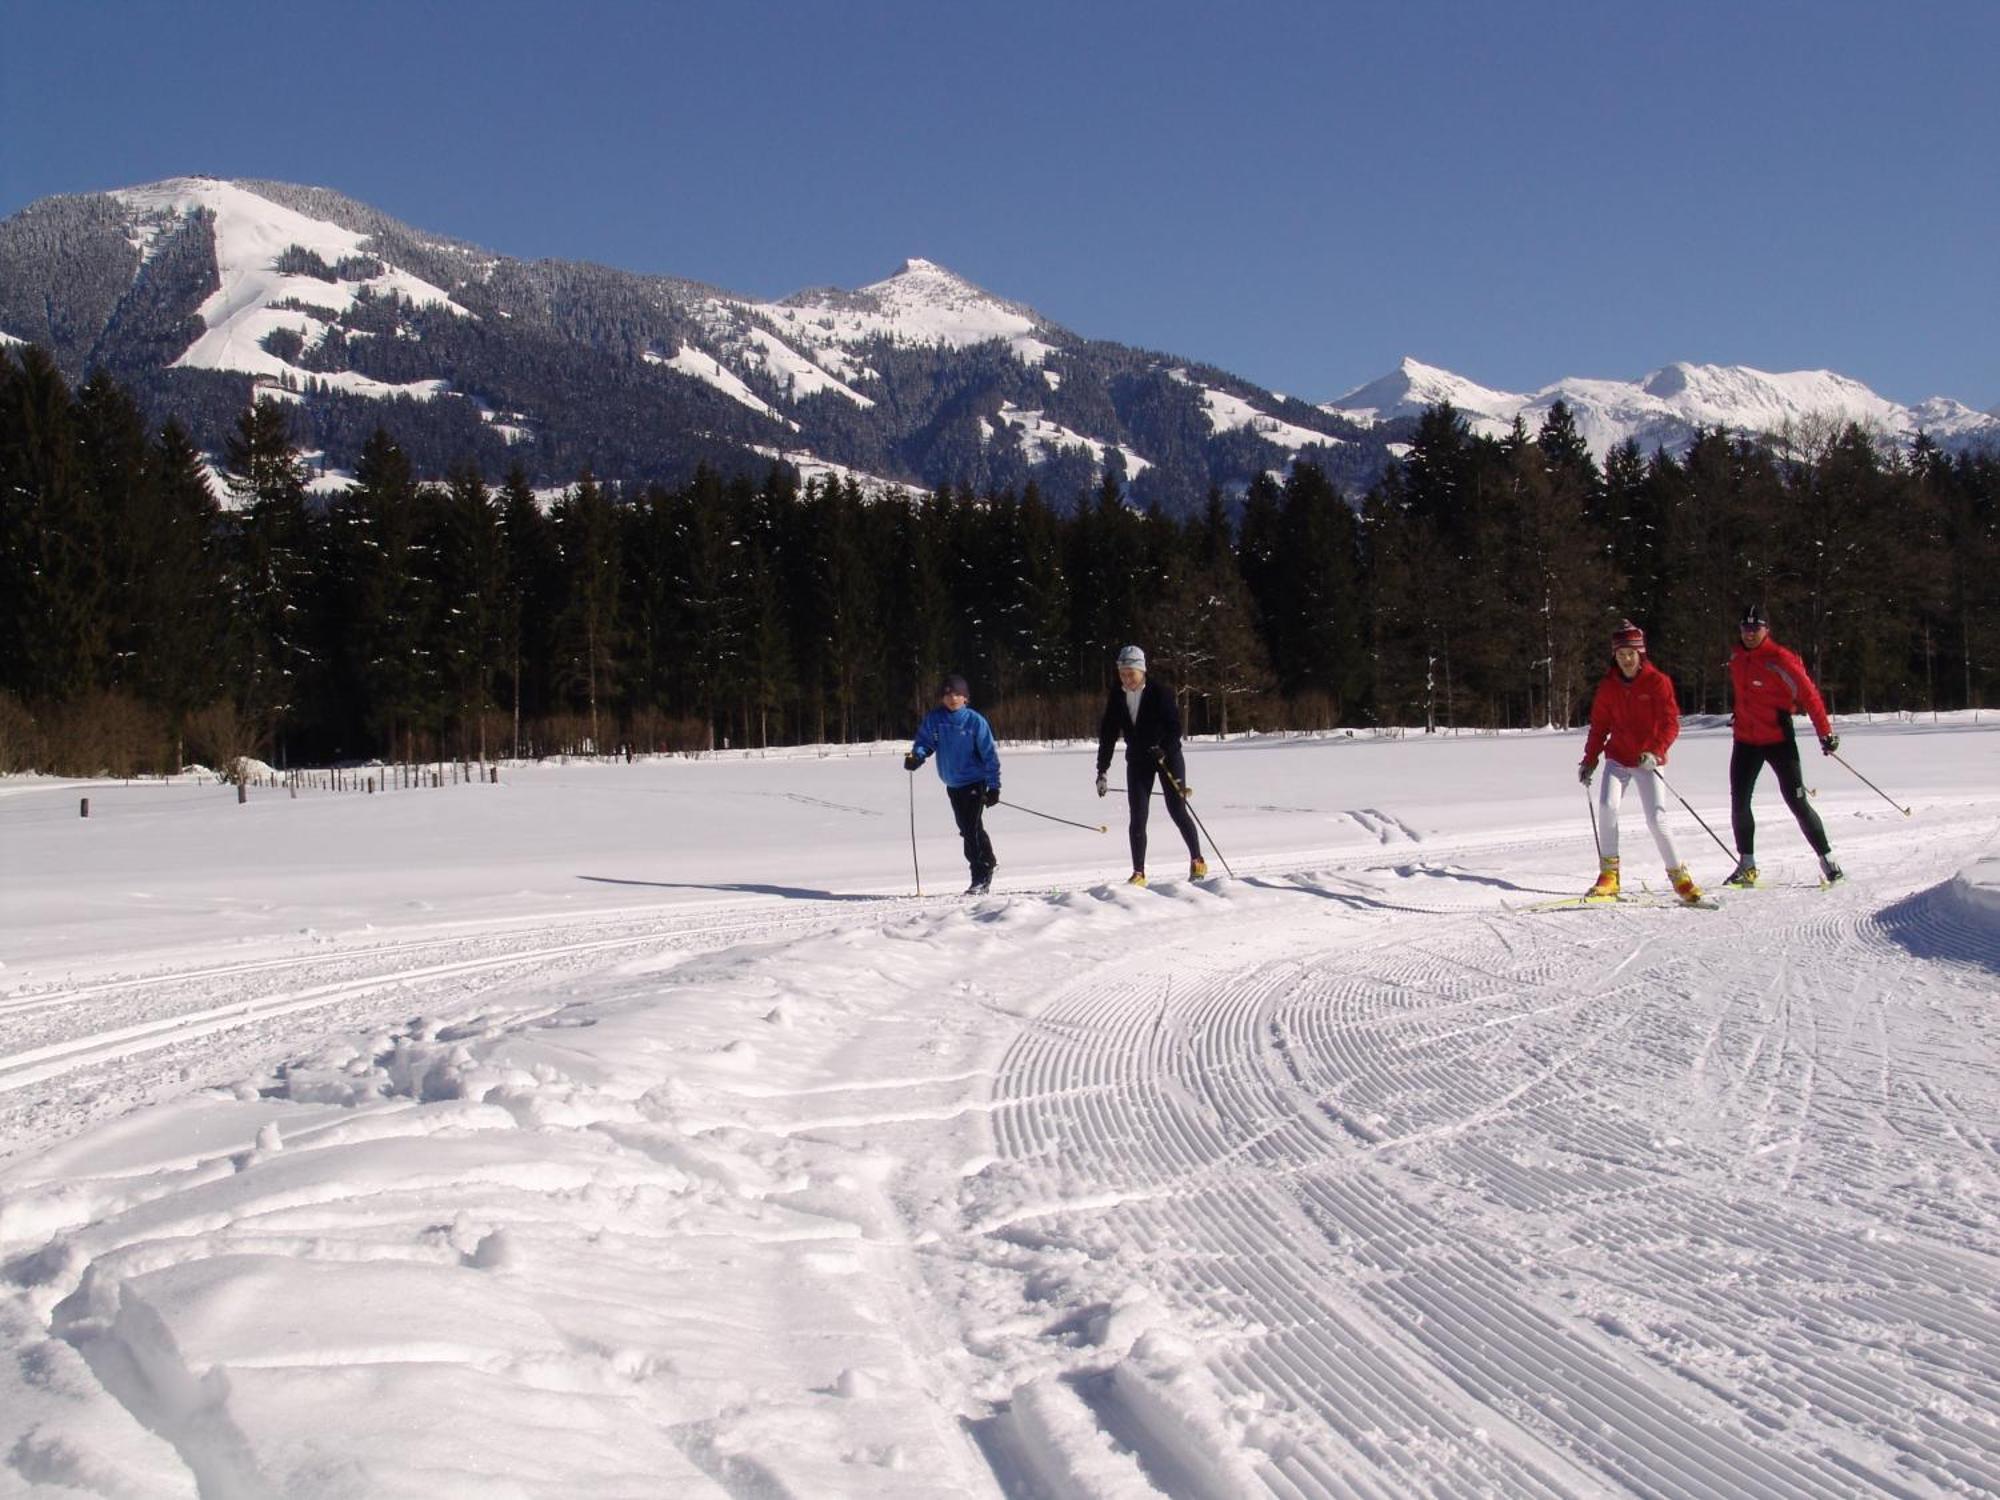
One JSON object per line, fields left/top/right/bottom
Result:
{"left": 1596, "top": 760, "right": 1683, "bottom": 870}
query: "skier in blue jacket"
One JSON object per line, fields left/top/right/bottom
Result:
{"left": 906, "top": 674, "right": 1002, "bottom": 894}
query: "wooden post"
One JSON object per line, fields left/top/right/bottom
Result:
{"left": 80, "top": 797, "right": 89, "bottom": 818}
{"left": 237, "top": 783, "right": 247, "bottom": 805}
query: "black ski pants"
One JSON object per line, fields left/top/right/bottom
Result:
{"left": 1126, "top": 755, "right": 1201, "bottom": 874}
{"left": 946, "top": 783, "right": 996, "bottom": 880}
{"left": 1729, "top": 737, "right": 1830, "bottom": 860}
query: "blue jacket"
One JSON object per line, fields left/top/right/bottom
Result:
{"left": 911, "top": 705, "right": 1000, "bottom": 790}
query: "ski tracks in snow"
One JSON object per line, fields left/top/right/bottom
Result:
{"left": 953, "top": 859, "right": 2000, "bottom": 1498}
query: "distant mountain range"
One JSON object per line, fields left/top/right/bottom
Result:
{"left": 1, "top": 177, "right": 1993, "bottom": 510}
{"left": 1325, "top": 357, "right": 2000, "bottom": 461}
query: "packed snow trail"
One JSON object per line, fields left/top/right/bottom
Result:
{"left": 2, "top": 724, "right": 1996, "bottom": 1496}
{"left": 958, "top": 860, "right": 2000, "bottom": 1497}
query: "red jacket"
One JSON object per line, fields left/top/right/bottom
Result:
{"left": 1583, "top": 659, "right": 1680, "bottom": 768}
{"left": 1729, "top": 637, "right": 1831, "bottom": 745}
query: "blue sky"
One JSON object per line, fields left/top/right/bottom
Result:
{"left": 3, "top": 0, "right": 1994, "bottom": 408}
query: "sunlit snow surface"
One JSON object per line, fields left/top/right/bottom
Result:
{"left": 2, "top": 719, "right": 1997, "bottom": 1498}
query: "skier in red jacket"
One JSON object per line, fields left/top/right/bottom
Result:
{"left": 1724, "top": 606, "right": 1842, "bottom": 886}
{"left": 1577, "top": 621, "right": 1702, "bottom": 903}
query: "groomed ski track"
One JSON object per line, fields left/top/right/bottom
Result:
{"left": 967, "top": 832, "right": 2000, "bottom": 1498}
{"left": 3, "top": 803, "right": 1996, "bottom": 1496}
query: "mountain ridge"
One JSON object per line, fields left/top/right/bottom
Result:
{"left": 1325, "top": 354, "right": 1999, "bottom": 459}
{"left": 0, "top": 177, "right": 1992, "bottom": 504}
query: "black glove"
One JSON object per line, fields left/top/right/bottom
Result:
{"left": 1095, "top": 773, "right": 1108, "bottom": 797}
{"left": 1819, "top": 733, "right": 1839, "bottom": 756}
{"left": 1180, "top": 783, "right": 1193, "bottom": 800}
{"left": 1578, "top": 760, "right": 1596, "bottom": 785}
{"left": 982, "top": 786, "right": 999, "bottom": 807}
{"left": 903, "top": 753, "right": 922, "bottom": 771}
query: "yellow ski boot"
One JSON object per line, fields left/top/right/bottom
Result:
{"left": 1190, "top": 858, "right": 1209, "bottom": 879}
{"left": 1585, "top": 856, "right": 1620, "bottom": 900}
{"left": 1668, "top": 865, "right": 1703, "bottom": 905}
{"left": 1126, "top": 871, "right": 1148, "bottom": 887}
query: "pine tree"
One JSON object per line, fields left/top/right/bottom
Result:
{"left": 430, "top": 462, "right": 507, "bottom": 759}
{"left": 74, "top": 369, "right": 153, "bottom": 693}
{"left": 496, "top": 464, "right": 556, "bottom": 755}
{"left": 329, "top": 428, "right": 436, "bottom": 757}
{"left": 1271, "top": 463, "right": 1365, "bottom": 722}
{"left": 136, "top": 420, "right": 229, "bottom": 752}
{"left": 550, "top": 470, "right": 621, "bottom": 752}
{"left": 1183, "top": 488, "right": 1271, "bottom": 735}
{"left": 222, "top": 398, "right": 319, "bottom": 760}
{"left": 0, "top": 346, "right": 106, "bottom": 702}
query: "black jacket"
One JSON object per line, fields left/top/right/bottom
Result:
{"left": 1097, "top": 680, "right": 1186, "bottom": 776}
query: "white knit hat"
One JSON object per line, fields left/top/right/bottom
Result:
{"left": 1115, "top": 645, "right": 1146, "bottom": 671}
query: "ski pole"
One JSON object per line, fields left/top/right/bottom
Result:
{"left": 996, "top": 799, "right": 1107, "bottom": 834}
{"left": 1153, "top": 751, "right": 1234, "bottom": 878}
{"left": 907, "top": 769, "right": 922, "bottom": 895}
{"left": 1651, "top": 765, "right": 1735, "bottom": 860}
{"left": 1584, "top": 778, "right": 1603, "bottom": 860}
{"left": 1831, "top": 751, "right": 1912, "bottom": 816}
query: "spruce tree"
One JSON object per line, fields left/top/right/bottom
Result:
{"left": 222, "top": 397, "right": 319, "bottom": 761}
{"left": 0, "top": 346, "right": 105, "bottom": 702}
{"left": 550, "top": 470, "right": 621, "bottom": 752}
{"left": 497, "top": 463, "right": 557, "bottom": 755}
{"left": 137, "top": 419, "right": 229, "bottom": 753}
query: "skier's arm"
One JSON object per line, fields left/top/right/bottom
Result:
{"left": 1779, "top": 646, "right": 1833, "bottom": 739}
{"left": 976, "top": 715, "right": 1000, "bottom": 789}
{"left": 1581, "top": 689, "right": 1610, "bottom": 765}
{"left": 1096, "top": 693, "right": 1119, "bottom": 774}
{"left": 1653, "top": 674, "right": 1681, "bottom": 760}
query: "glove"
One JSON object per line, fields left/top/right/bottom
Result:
{"left": 1578, "top": 760, "right": 1596, "bottom": 785}
{"left": 903, "top": 753, "right": 922, "bottom": 771}
{"left": 1180, "top": 783, "right": 1193, "bottom": 800}
{"left": 1819, "top": 733, "right": 1839, "bottom": 755}
{"left": 1638, "top": 752, "right": 1660, "bottom": 770}
{"left": 1095, "top": 773, "right": 1108, "bottom": 797}
{"left": 982, "top": 786, "right": 999, "bottom": 807}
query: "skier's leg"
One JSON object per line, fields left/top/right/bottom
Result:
{"left": 1770, "top": 739, "right": 1831, "bottom": 856}
{"left": 1728, "top": 742, "right": 1763, "bottom": 860}
{"left": 1125, "top": 759, "right": 1153, "bottom": 873}
{"left": 947, "top": 784, "right": 988, "bottom": 879}
{"left": 1636, "top": 768, "right": 1683, "bottom": 871}
{"left": 1596, "top": 764, "right": 1627, "bottom": 861}
{"left": 1159, "top": 753, "right": 1202, "bottom": 858}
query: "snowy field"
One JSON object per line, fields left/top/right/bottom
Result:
{"left": 1, "top": 718, "right": 1997, "bottom": 1499}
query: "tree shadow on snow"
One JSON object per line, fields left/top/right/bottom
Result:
{"left": 578, "top": 875, "right": 891, "bottom": 903}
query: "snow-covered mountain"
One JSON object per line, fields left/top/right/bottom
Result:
{"left": 0, "top": 177, "right": 1371, "bottom": 508}
{"left": 1326, "top": 356, "right": 2000, "bottom": 458}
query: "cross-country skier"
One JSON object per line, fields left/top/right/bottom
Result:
{"left": 1724, "top": 606, "right": 1842, "bottom": 887}
{"left": 905, "top": 674, "right": 1001, "bottom": 895}
{"left": 1094, "top": 645, "right": 1205, "bottom": 886}
{"left": 1577, "top": 621, "right": 1703, "bottom": 904}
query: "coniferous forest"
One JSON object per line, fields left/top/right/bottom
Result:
{"left": 2, "top": 344, "right": 1996, "bottom": 776}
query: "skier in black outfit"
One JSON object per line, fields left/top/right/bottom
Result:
{"left": 1095, "top": 645, "right": 1205, "bottom": 886}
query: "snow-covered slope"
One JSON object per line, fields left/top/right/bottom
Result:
{"left": 111, "top": 177, "right": 463, "bottom": 403}
{"left": 1327, "top": 355, "right": 2000, "bottom": 457}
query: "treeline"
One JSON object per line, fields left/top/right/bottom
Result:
{"left": 2, "top": 345, "right": 1995, "bottom": 774}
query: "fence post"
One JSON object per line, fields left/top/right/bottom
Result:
{"left": 237, "top": 783, "right": 247, "bottom": 805}
{"left": 80, "top": 797, "right": 89, "bottom": 818}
